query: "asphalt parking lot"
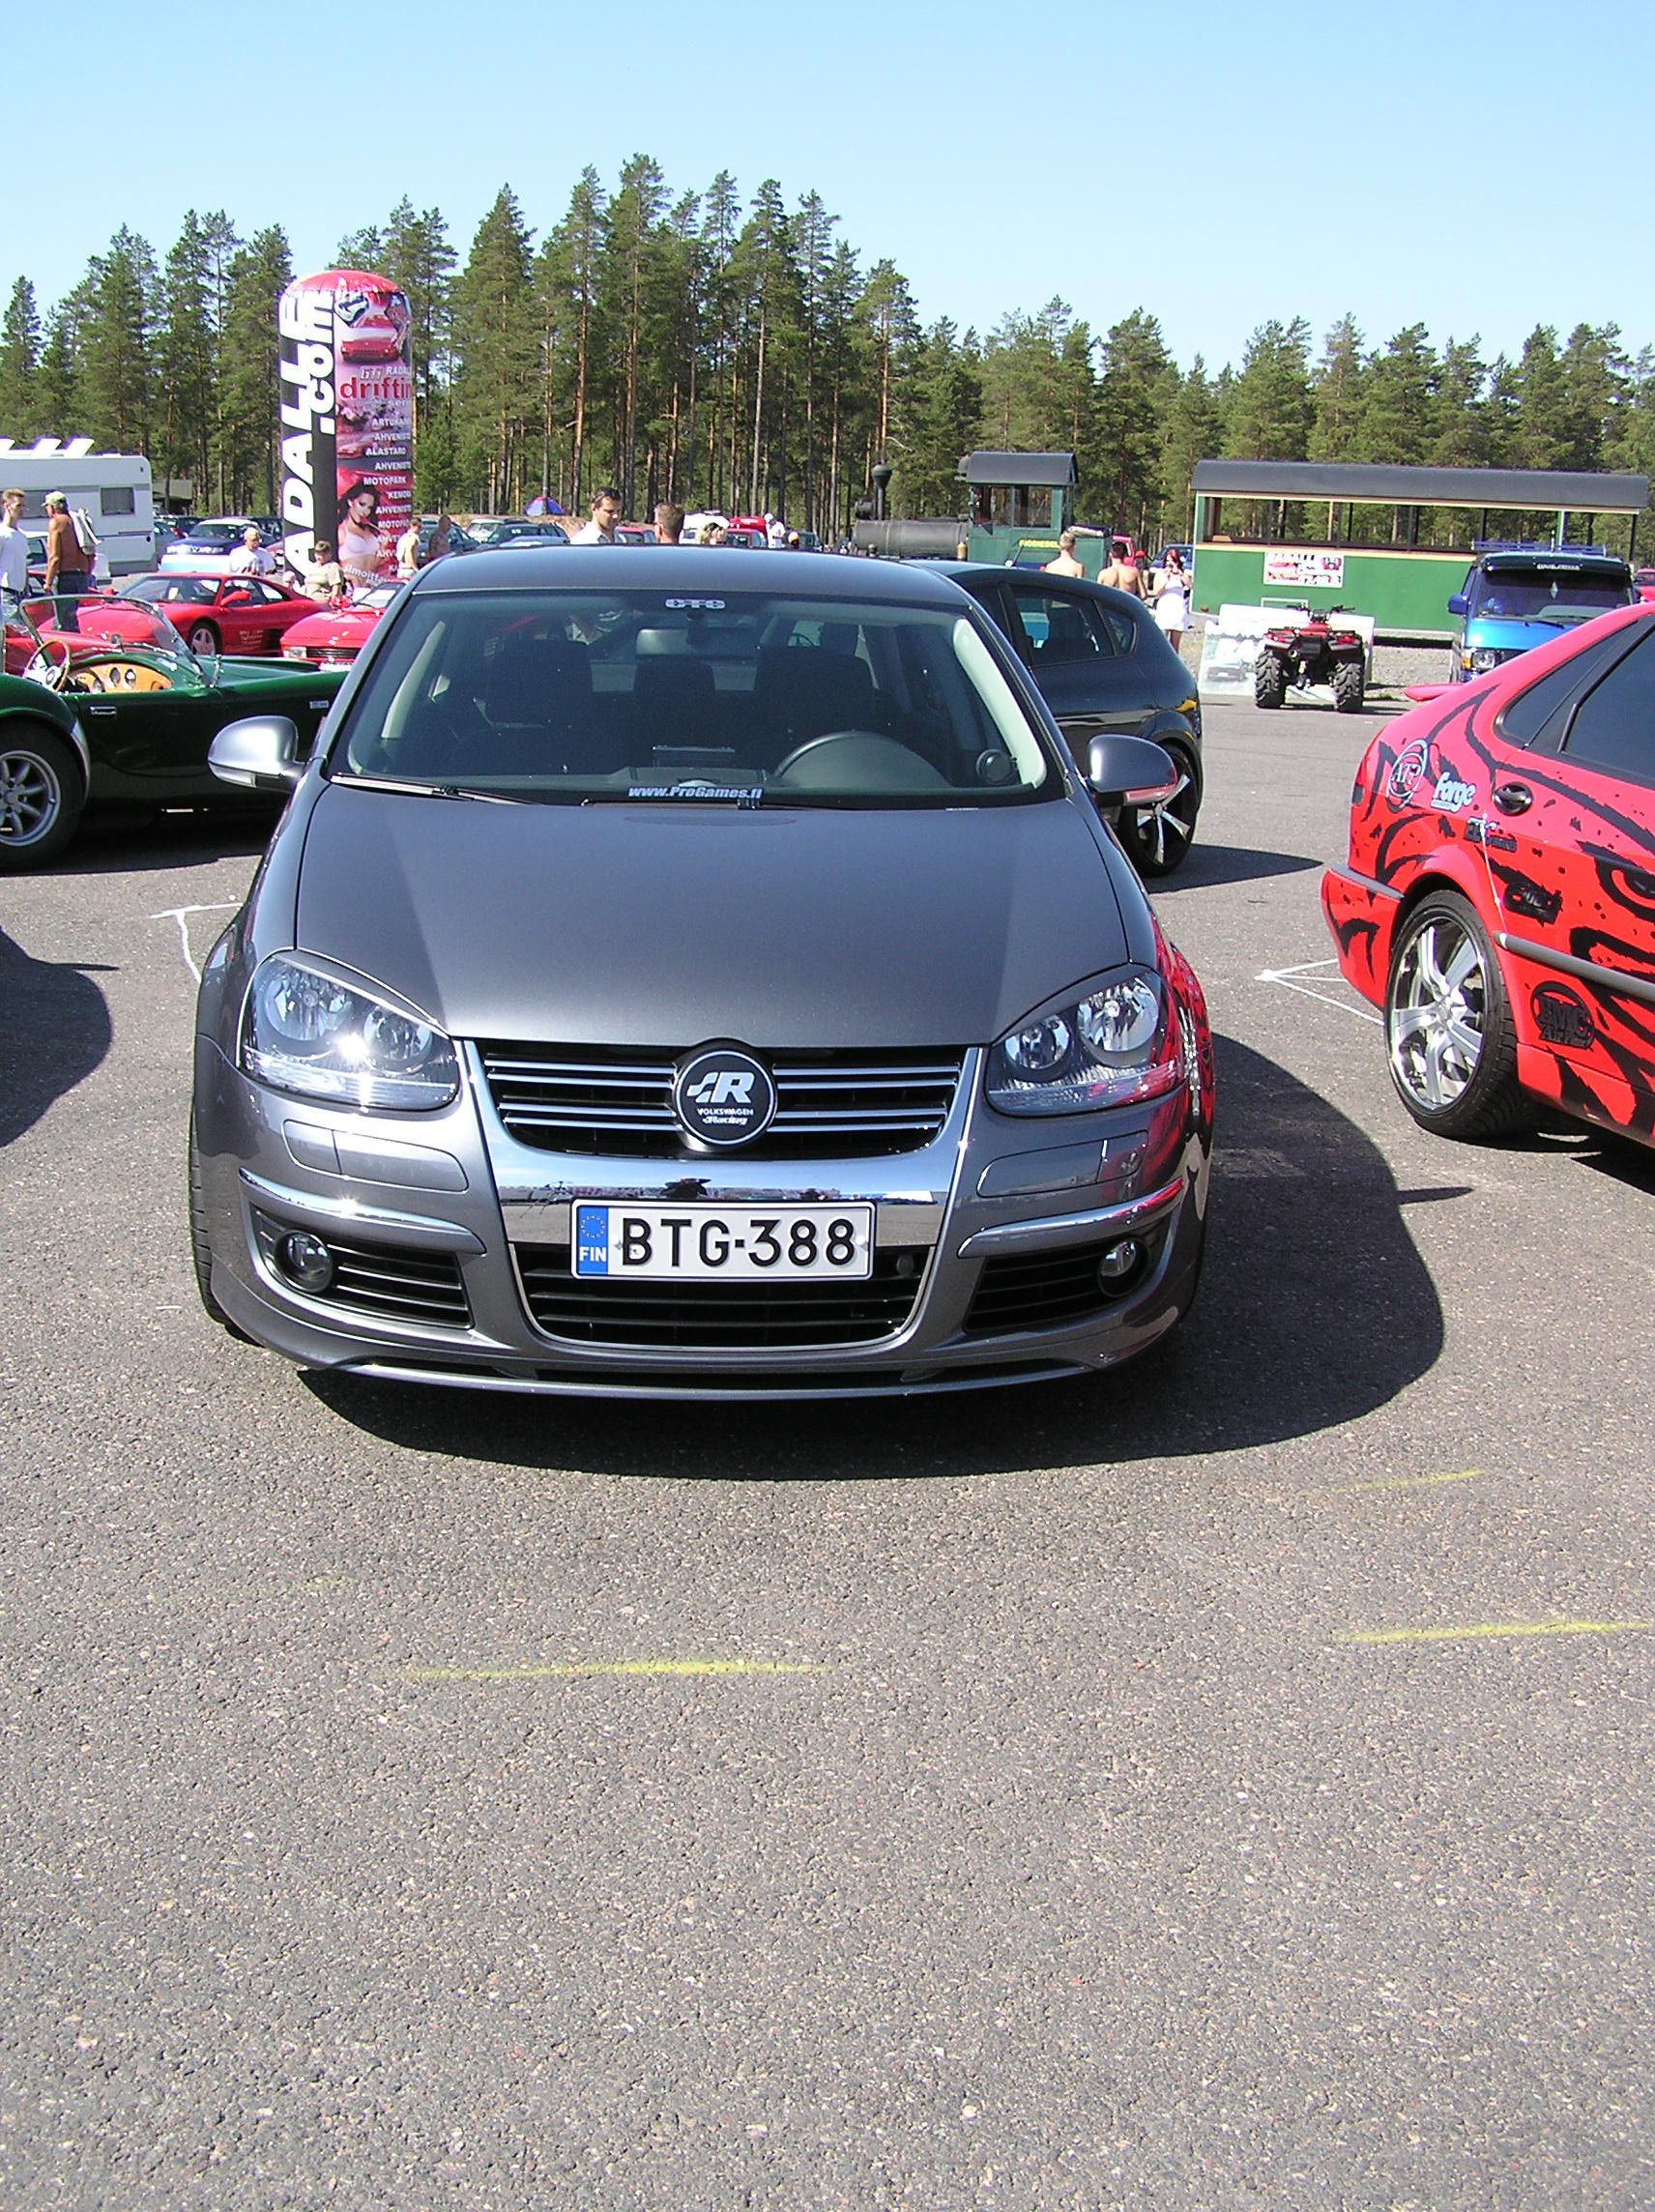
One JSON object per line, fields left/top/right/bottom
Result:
{"left": 4, "top": 694, "right": 1652, "bottom": 2211}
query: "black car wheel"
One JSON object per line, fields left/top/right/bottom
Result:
{"left": 1254, "top": 651, "right": 1285, "bottom": 709}
{"left": 1334, "top": 658, "right": 1365, "bottom": 713}
{"left": 0, "top": 723, "right": 84, "bottom": 870}
{"left": 1114, "top": 743, "right": 1200, "bottom": 878}
{"left": 1385, "top": 890, "right": 1525, "bottom": 1139}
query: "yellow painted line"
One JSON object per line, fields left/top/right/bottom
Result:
{"left": 1338, "top": 1618, "right": 1650, "bottom": 1647}
{"left": 404, "top": 1658, "right": 818, "bottom": 1683}
{"left": 1330, "top": 1470, "right": 1482, "bottom": 1495}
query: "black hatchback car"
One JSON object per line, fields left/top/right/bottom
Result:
{"left": 936, "top": 563, "right": 1203, "bottom": 875}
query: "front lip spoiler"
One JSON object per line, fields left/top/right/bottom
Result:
{"left": 326, "top": 1357, "right": 1101, "bottom": 1402}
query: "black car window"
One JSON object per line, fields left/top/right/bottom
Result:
{"left": 1556, "top": 626, "right": 1655, "bottom": 781}
{"left": 1006, "top": 582, "right": 1115, "bottom": 664}
{"left": 1496, "top": 629, "right": 1631, "bottom": 747}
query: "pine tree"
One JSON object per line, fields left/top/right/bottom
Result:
{"left": 158, "top": 215, "right": 217, "bottom": 509}
{"left": 218, "top": 226, "right": 292, "bottom": 510}
{"left": 451, "top": 189, "right": 537, "bottom": 510}
{"left": 0, "top": 277, "right": 42, "bottom": 436}
{"left": 384, "top": 198, "right": 456, "bottom": 440}
{"left": 604, "top": 155, "right": 668, "bottom": 515}
{"left": 1310, "top": 315, "right": 1367, "bottom": 462}
{"left": 1094, "top": 310, "right": 1170, "bottom": 539}
{"left": 335, "top": 225, "right": 384, "bottom": 271}
{"left": 894, "top": 318, "right": 981, "bottom": 516}
{"left": 79, "top": 227, "right": 158, "bottom": 453}
{"left": 1161, "top": 356, "right": 1225, "bottom": 541}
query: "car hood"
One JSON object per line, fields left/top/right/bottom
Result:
{"left": 1467, "top": 612, "right": 1616, "bottom": 650}
{"left": 292, "top": 783, "right": 1130, "bottom": 1048}
{"left": 214, "top": 656, "right": 347, "bottom": 696}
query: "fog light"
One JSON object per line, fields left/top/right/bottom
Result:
{"left": 1096, "top": 1238, "right": 1141, "bottom": 1286}
{"left": 276, "top": 1230, "right": 334, "bottom": 1292}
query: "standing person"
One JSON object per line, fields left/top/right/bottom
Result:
{"left": 1099, "top": 538, "right": 1145, "bottom": 597}
{"left": 1150, "top": 546, "right": 1189, "bottom": 655}
{"left": 571, "top": 486, "right": 622, "bottom": 544}
{"left": 395, "top": 514, "right": 422, "bottom": 578}
{"left": 227, "top": 524, "right": 273, "bottom": 576}
{"left": 1043, "top": 529, "right": 1085, "bottom": 579}
{"left": 0, "top": 487, "right": 28, "bottom": 622}
{"left": 652, "top": 502, "right": 685, "bottom": 545}
{"left": 43, "top": 491, "right": 91, "bottom": 607}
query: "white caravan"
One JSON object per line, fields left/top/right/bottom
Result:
{"left": 0, "top": 438, "right": 156, "bottom": 577}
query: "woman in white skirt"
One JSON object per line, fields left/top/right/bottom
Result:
{"left": 1151, "top": 547, "right": 1189, "bottom": 655}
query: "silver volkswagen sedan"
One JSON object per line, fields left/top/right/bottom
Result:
{"left": 190, "top": 549, "right": 1213, "bottom": 1399}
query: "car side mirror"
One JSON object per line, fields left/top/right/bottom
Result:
{"left": 1087, "top": 734, "right": 1179, "bottom": 807}
{"left": 1447, "top": 592, "right": 1468, "bottom": 617}
{"left": 209, "top": 716, "right": 303, "bottom": 792}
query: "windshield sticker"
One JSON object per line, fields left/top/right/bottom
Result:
{"left": 627, "top": 781, "right": 764, "bottom": 805}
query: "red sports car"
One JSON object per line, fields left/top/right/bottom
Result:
{"left": 113, "top": 572, "right": 317, "bottom": 657}
{"left": 1323, "top": 602, "right": 1655, "bottom": 1148}
{"left": 280, "top": 582, "right": 399, "bottom": 667}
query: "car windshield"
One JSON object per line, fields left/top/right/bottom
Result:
{"left": 125, "top": 573, "right": 217, "bottom": 606}
{"left": 333, "top": 588, "right": 1058, "bottom": 807}
{"left": 1473, "top": 568, "right": 1631, "bottom": 620}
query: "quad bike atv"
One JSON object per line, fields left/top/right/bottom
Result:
{"left": 1254, "top": 604, "right": 1366, "bottom": 713}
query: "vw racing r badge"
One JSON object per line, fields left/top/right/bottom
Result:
{"left": 673, "top": 1044, "right": 777, "bottom": 1148}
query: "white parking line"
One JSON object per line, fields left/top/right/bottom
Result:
{"left": 149, "top": 902, "right": 239, "bottom": 984}
{"left": 1257, "top": 957, "right": 1382, "bottom": 1026}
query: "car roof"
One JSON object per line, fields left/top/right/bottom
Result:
{"left": 1476, "top": 549, "right": 1630, "bottom": 572}
{"left": 928, "top": 559, "right": 1149, "bottom": 608}
{"left": 409, "top": 546, "right": 974, "bottom": 608}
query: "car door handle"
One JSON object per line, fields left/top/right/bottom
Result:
{"left": 1493, "top": 781, "right": 1533, "bottom": 814}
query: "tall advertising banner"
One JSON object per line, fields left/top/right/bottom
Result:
{"left": 278, "top": 269, "right": 413, "bottom": 588}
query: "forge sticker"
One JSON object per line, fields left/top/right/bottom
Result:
{"left": 1531, "top": 983, "right": 1597, "bottom": 1051}
{"left": 1432, "top": 770, "right": 1477, "bottom": 813}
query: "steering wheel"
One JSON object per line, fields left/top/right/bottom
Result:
{"left": 772, "top": 728, "right": 885, "bottom": 777}
{"left": 29, "top": 636, "right": 73, "bottom": 690}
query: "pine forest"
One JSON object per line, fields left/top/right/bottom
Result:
{"left": 3, "top": 165, "right": 1654, "bottom": 552}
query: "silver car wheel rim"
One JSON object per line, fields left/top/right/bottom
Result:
{"left": 1131, "top": 772, "right": 1193, "bottom": 867}
{"left": 0, "top": 747, "right": 62, "bottom": 847}
{"left": 1389, "top": 915, "right": 1486, "bottom": 1110}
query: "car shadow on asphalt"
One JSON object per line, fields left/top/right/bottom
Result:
{"left": 57, "top": 812, "right": 274, "bottom": 878}
{"left": 0, "top": 924, "right": 113, "bottom": 1147}
{"left": 1151, "top": 843, "right": 1320, "bottom": 891}
{"left": 304, "top": 1035, "right": 1444, "bottom": 1480}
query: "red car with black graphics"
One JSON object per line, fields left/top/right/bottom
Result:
{"left": 1323, "top": 603, "right": 1655, "bottom": 1148}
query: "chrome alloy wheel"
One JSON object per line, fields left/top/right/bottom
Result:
{"left": 0, "top": 742, "right": 63, "bottom": 849}
{"left": 1387, "top": 910, "right": 1487, "bottom": 1111}
{"left": 1127, "top": 771, "right": 1195, "bottom": 868}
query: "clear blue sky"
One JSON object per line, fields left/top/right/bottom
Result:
{"left": 12, "top": 0, "right": 1647, "bottom": 376}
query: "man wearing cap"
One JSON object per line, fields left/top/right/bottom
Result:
{"left": 44, "top": 491, "right": 92, "bottom": 606}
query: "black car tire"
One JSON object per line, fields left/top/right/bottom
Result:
{"left": 1334, "top": 658, "right": 1365, "bottom": 713}
{"left": 0, "top": 721, "right": 85, "bottom": 870}
{"left": 1114, "top": 742, "right": 1200, "bottom": 878}
{"left": 186, "top": 622, "right": 220, "bottom": 656}
{"left": 189, "top": 1110, "right": 251, "bottom": 1338}
{"left": 1254, "top": 652, "right": 1285, "bottom": 709}
{"left": 1384, "top": 889, "right": 1526, "bottom": 1140}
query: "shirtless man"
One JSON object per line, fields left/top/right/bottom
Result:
{"left": 1043, "top": 529, "right": 1085, "bottom": 579}
{"left": 1098, "top": 538, "right": 1145, "bottom": 597}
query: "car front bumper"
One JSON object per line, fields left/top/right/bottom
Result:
{"left": 194, "top": 1036, "right": 1209, "bottom": 1400}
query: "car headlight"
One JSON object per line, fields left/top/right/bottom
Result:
{"left": 987, "top": 970, "right": 1181, "bottom": 1115}
{"left": 241, "top": 954, "right": 459, "bottom": 1109}
{"left": 1470, "top": 646, "right": 1510, "bottom": 672}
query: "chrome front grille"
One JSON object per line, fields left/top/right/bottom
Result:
{"left": 478, "top": 1042, "right": 963, "bottom": 1160}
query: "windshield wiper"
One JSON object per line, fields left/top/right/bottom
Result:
{"left": 331, "top": 771, "right": 527, "bottom": 803}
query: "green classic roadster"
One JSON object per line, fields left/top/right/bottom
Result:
{"left": 0, "top": 595, "right": 346, "bottom": 870}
